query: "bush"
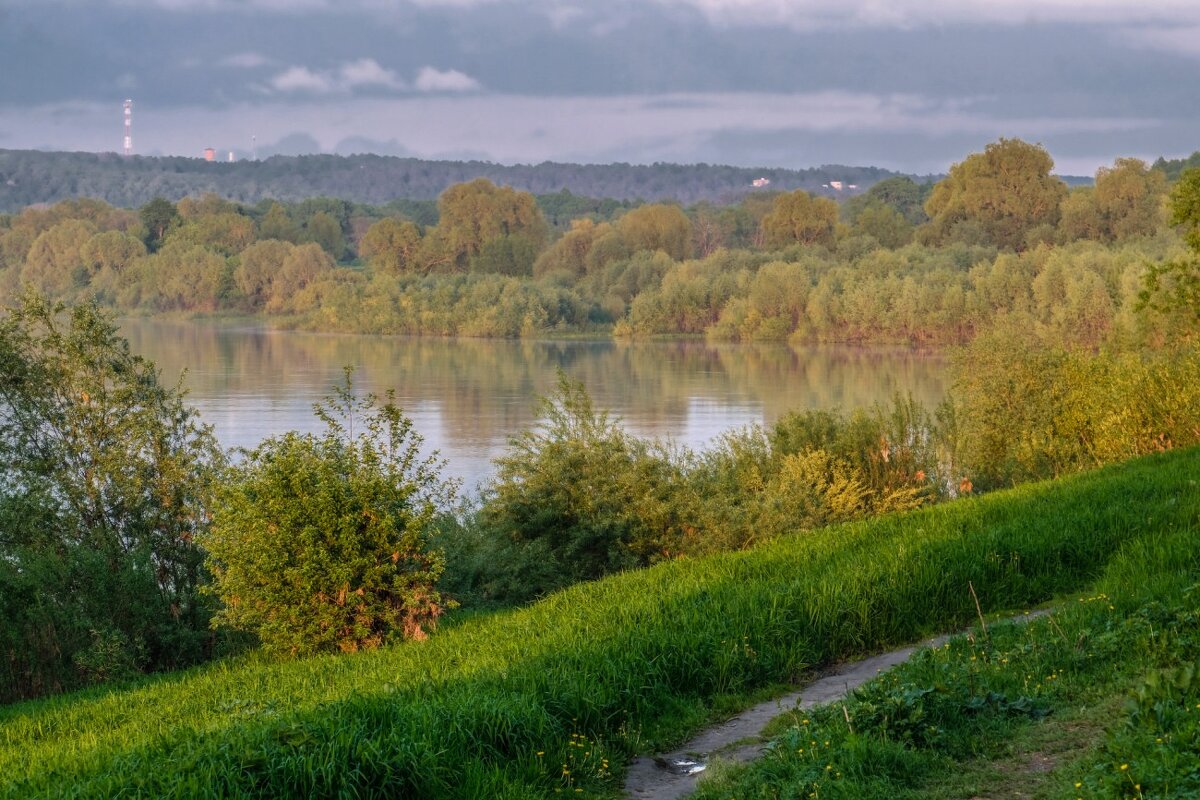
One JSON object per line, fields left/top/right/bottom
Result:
{"left": 202, "top": 372, "right": 455, "bottom": 657}
{"left": 472, "top": 373, "right": 690, "bottom": 602}
{"left": 0, "top": 292, "right": 222, "bottom": 702}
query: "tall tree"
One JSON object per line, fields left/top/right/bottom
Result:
{"left": 138, "top": 197, "right": 180, "bottom": 253}
{"left": 924, "top": 138, "right": 1067, "bottom": 250}
{"left": 616, "top": 203, "right": 693, "bottom": 260}
{"left": 759, "top": 190, "right": 839, "bottom": 249}
{"left": 434, "top": 179, "right": 547, "bottom": 271}
{"left": 1093, "top": 157, "right": 1168, "bottom": 241}
{"left": 360, "top": 217, "right": 423, "bottom": 274}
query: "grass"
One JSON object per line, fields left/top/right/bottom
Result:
{"left": 693, "top": 524, "right": 1200, "bottom": 799}
{"left": 1, "top": 448, "right": 1198, "bottom": 798}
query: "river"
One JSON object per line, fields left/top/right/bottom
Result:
{"left": 120, "top": 319, "right": 948, "bottom": 492}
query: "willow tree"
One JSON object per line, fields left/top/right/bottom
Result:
{"left": 924, "top": 138, "right": 1067, "bottom": 250}
{"left": 433, "top": 179, "right": 547, "bottom": 271}
{"left": 759, "top": 190, "right": 839, "bottom": 249}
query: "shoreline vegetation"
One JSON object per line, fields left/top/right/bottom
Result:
{"left": 1, "top": 140, "right": 1197, "bottom": 348}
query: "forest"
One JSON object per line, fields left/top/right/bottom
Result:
{"left": 0, "top": 148, "right": 911, "bottom": 211}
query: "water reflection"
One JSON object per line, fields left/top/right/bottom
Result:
{"left": 121, "top": 320, "right": 948, "bottom": 490}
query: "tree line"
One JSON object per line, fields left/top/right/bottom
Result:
{"left": 0, "top": 148, "right": 908, "bottom": 211}
{"left": 1, "top": 139, "right": 1195, "bottom": 347}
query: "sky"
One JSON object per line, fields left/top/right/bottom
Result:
{"left": 0, "top": 0, "right": 1197, "bottom": 175}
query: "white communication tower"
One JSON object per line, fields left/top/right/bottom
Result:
{"left": 123, "top": 100, "right": 133, "bottom": 156}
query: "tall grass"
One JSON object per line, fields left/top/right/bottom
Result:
{"left": 2, "top": 449, "right": 1197, "bottom": 798}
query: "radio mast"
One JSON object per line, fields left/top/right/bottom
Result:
{"left": 123, "top": 100, "right": 133, "bottom": 156}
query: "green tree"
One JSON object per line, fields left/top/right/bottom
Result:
{"left": 202, "top": 372, "right": 454, "bottom": 656}
{"left": 1057, "top": 187, "right": 1104, "bottom": 242}
{"left": 1138, "top": 167, "right": 1200, "bottom": 330}
{"left": 1093, "top": 158, "right": 1168, "bottom": 241}
{"left": 1171, "top": 166, "right": 1200, "bottom": 252}
{"left": 477, "top": 374, "right": 685, "bottom": 600}
{"left": 924, "top": 139, "right": 1067, "bottom": 250}
{"left": 304, "top": 210, "right": 346, "bottom": 260}
{"left": 843, "top": 176, "right": 929, "bottom": 227}
{"left": 469, "top": 233, "right": 540, "bottom": 276}
{"left": 434, "top": 179, "right": 547, "bottom": 271}
{"left": 759, "top": 190, "right": 839, "bottom": 249}
{"left": 616, "top": 203, "right": 693, "bottom": 260}
{"left": 360, "top": 217, "right": 423, "bottom": 274}
{"left": 257, "top": 202, "right": 302, "bottom": 243}
{"left": 20, "top": 219, "right": 98, "bottom": 295}
{"left": 138, "top": 197, "right": 180, "bottom": 253}
{"left": 0, "top": 293, "right": 223, "bottom": 701}
{"left": 850, "top": 203, "right": 913, "bottom": 248}
{"left": 233, "top": 239, "right": 294, "bottom": 308}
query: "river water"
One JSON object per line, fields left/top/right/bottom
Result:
{"left": 120, "top": 319, "right": 948, "bottom": 491}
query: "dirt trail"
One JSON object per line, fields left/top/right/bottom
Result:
{"left": 623, "top": 610, "right": 1049, "bottom": 800}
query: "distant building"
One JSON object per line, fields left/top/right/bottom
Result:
{"left": 228, "top": 151, "right": 236, "bottom": 163}
{"left": 752, "top": 177, "right": 771, "bottom": 188}
{"left": 848, "top": 184, "right": 858, "bottom": 190}
{"left": 203, "top": 148, "right": 216, "bottom": 162}
{"left": 829, "top": 180, "right": 844, "bottom": 191}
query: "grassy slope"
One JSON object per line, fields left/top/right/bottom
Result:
{"left": 2, "top": 449, "right": 1197, "bottom": 798}
{"left": 694, "top": 525, "right": 1200, "bottom": 799}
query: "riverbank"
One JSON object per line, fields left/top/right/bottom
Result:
{"left": 2, "top": 448, "right": 1196, "bottom": 798}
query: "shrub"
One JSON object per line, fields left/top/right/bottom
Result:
{"left": 0, "top": 292, "right": 222, "bottom": 702}
{"left": 474, "top": 373, "right": 690, "bottom": 601}
{"left": 202, "top": 371, "right": 455, "bottom": 657}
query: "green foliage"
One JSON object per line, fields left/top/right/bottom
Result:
{"left": 202, "top": 371, "right": 454, "bottom": 657}
{"left": 434, "top": 178, "right": 548, "bottom": 271}
{"left": 359, "top": 217, "right": 422, "bottom": 275}
{"left": 949, "top": 326, "right": 1200, "bottom": 488}
{"left": 138, "top": 197, "right": 179, "bottom": 252}
{"left": 759, "top": 190, "right": 839, "bottom": 249}
{"left": 474, "top": 373, "right": 686, "bottom": 600}
{"left": 0, "top": 293, "right": 222, "bottom": 702}
{"left": 1170, "top": 166, "right": 1200, "bottom": 253}
{"left": 2, "top": 448, "right": 1197, "bottom": 797}
{"left": 616, "top": 203, "right": 693, "bottom": 260}
{"left": 924, "top": 138, "right": 1067, "bottom": 250}
{"left": 1135, "top": 167, "right": 1200, "bottom": 334}
{"left": 1151, "top": 150, "right": 1200, "bottom": 182}
{"left": 1093, "top": 157, "right": 1168, "bottom": 242}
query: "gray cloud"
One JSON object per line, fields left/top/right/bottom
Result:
{"left": 23, "top": 0, "right": 1200, "bottom": 28}
{"left": 1, "top": 0, "right": 1197, "bottom": 174}
{"left": 0, "top": 91, "right": 1174, "bottom": 173}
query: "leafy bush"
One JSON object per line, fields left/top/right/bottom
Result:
{"left": 0, "top": 292, "right": 222, "bottom": 702}
{"left": 472, "top": 372, "right": 690, "bottom": 602}
{"left": 202, "top": 372, "right": 455, "bottom": 656}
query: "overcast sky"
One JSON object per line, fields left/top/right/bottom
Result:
{"left": 1, "top": 0, "right": 1197, "bottom": 174}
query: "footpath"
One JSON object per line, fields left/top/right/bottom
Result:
{"left": 623, "top": 609, "right": 1050, "bottom": 800}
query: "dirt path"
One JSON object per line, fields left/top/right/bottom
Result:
{"left": 623, "top": 610, "right": 1049, "bottom": 800}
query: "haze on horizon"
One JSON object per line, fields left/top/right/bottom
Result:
{"left": 1, "top": 0, "right": 1198, "bottom": 176}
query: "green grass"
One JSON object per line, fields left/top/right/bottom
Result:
{"left": 694, "top": 520, "right": 1200, "bottom": 799}
{"left": 2, "top": 449, "right": 1198, "bottom": 798}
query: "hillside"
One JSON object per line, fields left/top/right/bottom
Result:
{"left": 0, "top": 148, "right": 920, "bottom": 211}
{"left": 1, "top": 448, "right": 1196, "bottom": 799}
